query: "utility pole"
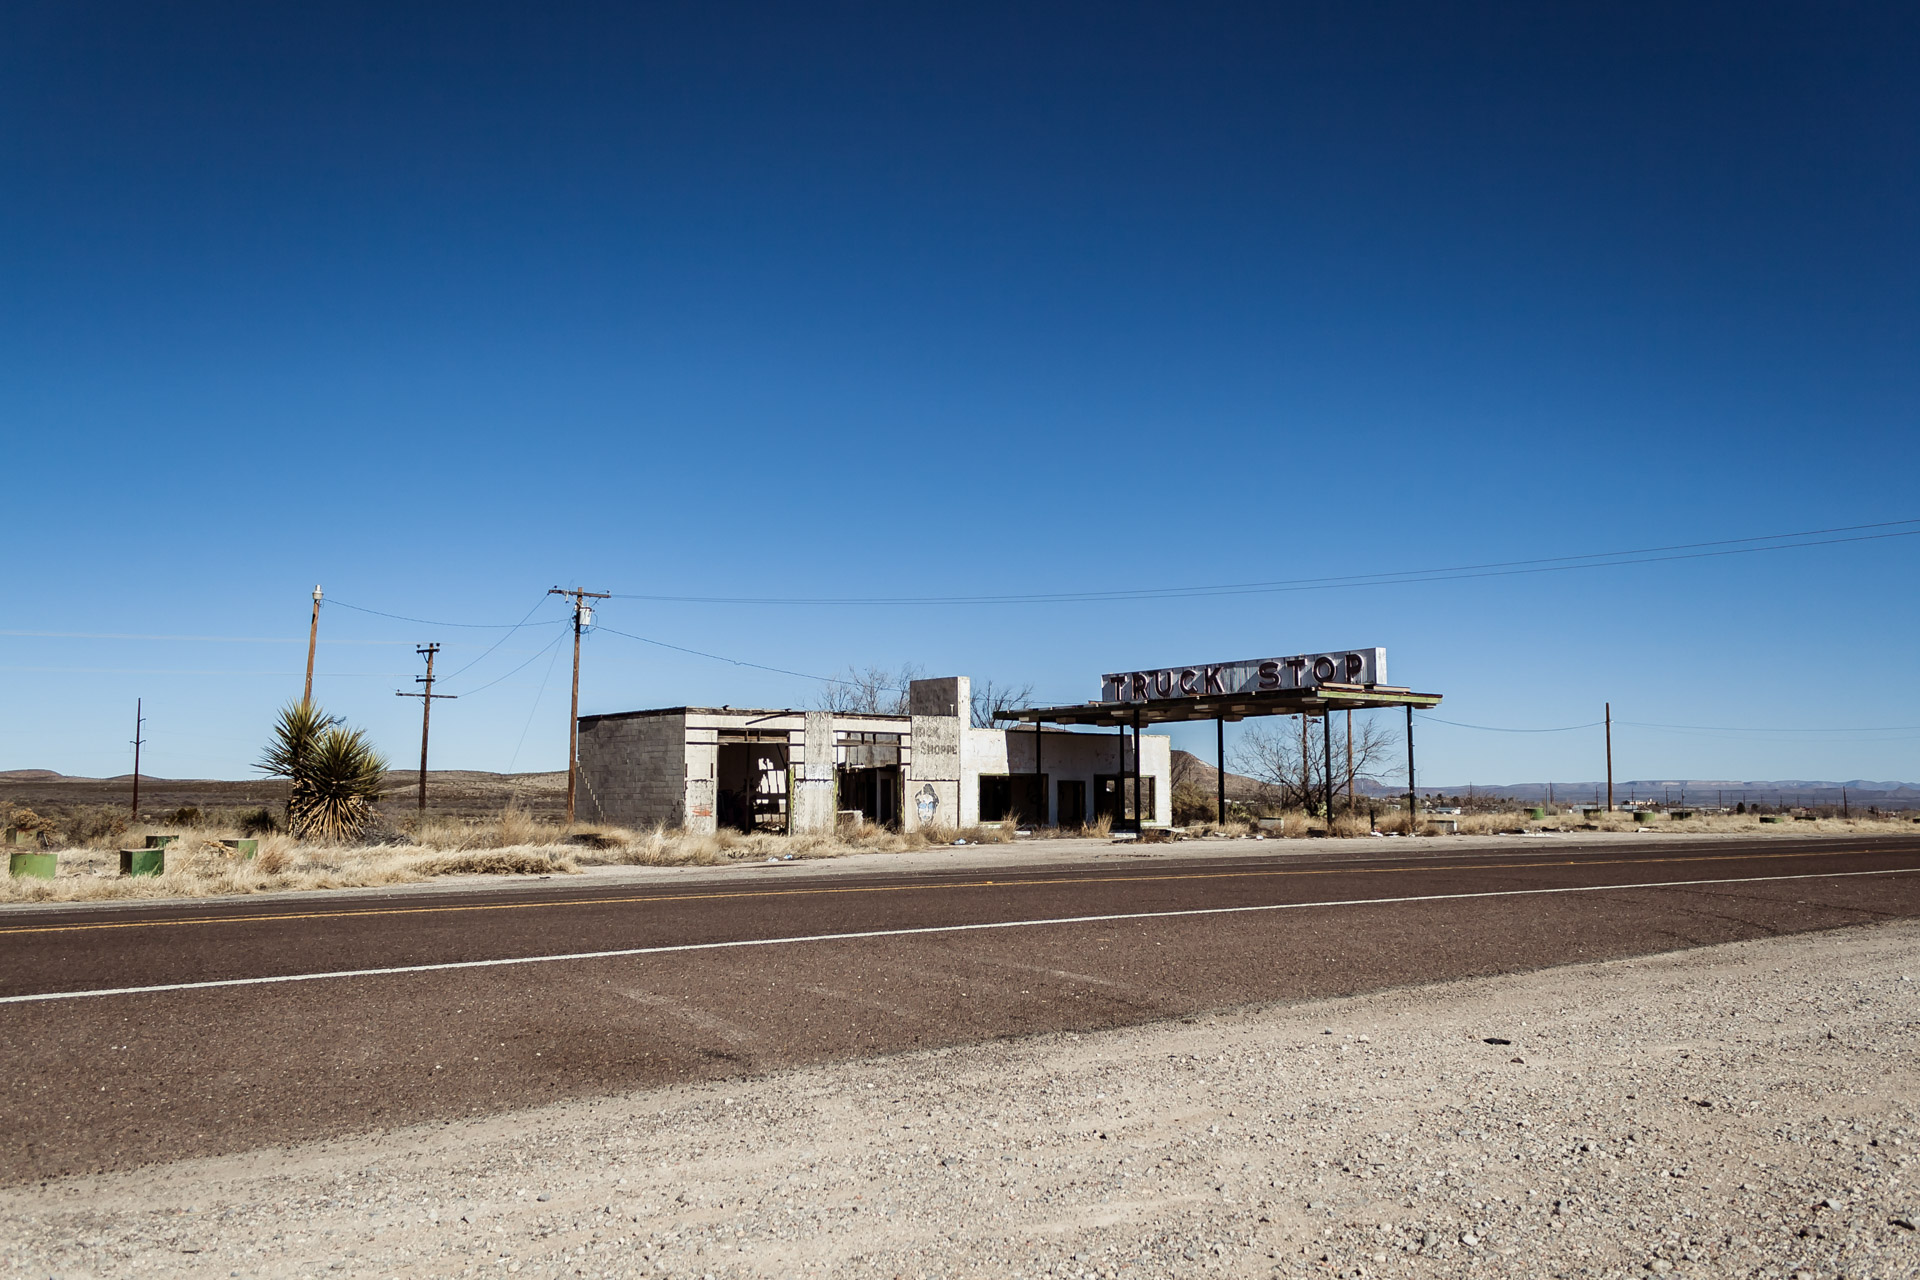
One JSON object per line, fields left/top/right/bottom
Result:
{"left": 130, "top": 698, "right": 145, "bottom": 820}
{"left": 549, "top": 587, "right": 610, "bottom": 826}
{"left": 304, "top": 585, "right": 323, "bottom": 705}
{"left": 396, "top": 644, "right": 456, "bottom": 814}
{"left": 1604, "top": 702, "right": 1614, "bottom": 812}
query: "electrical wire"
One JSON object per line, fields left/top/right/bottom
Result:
{"left": 447, "top": 627, "right": 571, "bottom": 698}
{"left": 326, "top": 598, "right": 573, "bottom": 630}
{"left": 508, "top": 631, "right": 569, "bottom": 773}
{"left": 441, "top": 593, "right": 565, "bottom": 681}
{"left": 607, "top": 518, "right": 1920, "bottom": 606}
{"left": 0, "top": 630, "right": 407, "bottom": 645}
{"left": 1416, "top": 714, "right": 1605, "bottom": 733}
{"left": 593, "top": 625, "right": 867, "bottom": 688}
{"left": 1619, "top": 719, "right": 1920, "bottom": 734}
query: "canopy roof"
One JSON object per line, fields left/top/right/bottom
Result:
{"left": 995, "top": 682, "right": 1442, "bottom": 728}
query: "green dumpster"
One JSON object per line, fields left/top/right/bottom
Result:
{"left": 9, "top": 852, "right": 56, "bottom": 878}
{"left": 120, "top": 848, "right": 165, "bottom": 876}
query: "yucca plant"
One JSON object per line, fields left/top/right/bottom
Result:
{"left": 258, "top": 701, "right": 390, "bottom": 842}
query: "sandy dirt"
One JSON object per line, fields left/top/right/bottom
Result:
{"left": 4, "top": 921, "right": 1916, "bottom": 1279}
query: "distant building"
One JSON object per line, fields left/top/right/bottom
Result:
{"left": 577, "top": 675, "right": 1171, "bottom": 834}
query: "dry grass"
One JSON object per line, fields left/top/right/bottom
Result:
{"left": 410, "top": 805, "right": 558, "bottom": 851}
{"left": 1011, "top": 815, "right": 1119, "bottom": 840}
{"left": 14, "top": 798, "right": 1911, "bottom": 905}
{"left": 1, "top": 832, "right": 577, "bottom": 904}
{"left": 559, "top": 819, "right": 1015, "bottom": 867}
{"left": 1524, "top": 809, "right": 1920, "bottom": 837}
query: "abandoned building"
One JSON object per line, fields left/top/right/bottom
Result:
{"left": 576, "top": 675, "right": 1172, "bottom": 834}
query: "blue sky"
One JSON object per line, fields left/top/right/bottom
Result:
{"left": 3, "top": 2, "right": 1916, "bottom": 786}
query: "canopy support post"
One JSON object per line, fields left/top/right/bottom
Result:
{"left": 1322, "top": 710, "right": 1335, "bottom": 834}
{"left": 1216, "top": 717, "right": 1226, "bottom": 826}
{"left": 1131, "top": 705, "right": 1143, "bottom": 832}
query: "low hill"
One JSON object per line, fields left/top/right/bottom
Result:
{"left": 0, "top": 769, "right": 569, "bottom": 821}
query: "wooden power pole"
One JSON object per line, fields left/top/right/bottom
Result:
{"left": 549, "top": 587, "right": 610, "bottom": 826}
{"left": 1604, "top": 701, "right": 1614, "bottom": 812}
{"left": 130, "top": 698, "right": 145, "bottom": 820}
{"left": 304, "top": 585, "right": 322, "bottom": 705}
{"left": 396, "top": 644, "right": 456, "bottom": 814}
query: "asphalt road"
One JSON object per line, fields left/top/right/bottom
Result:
{"left": 3, "top": 834, "right": 1916, "bottom": 1183}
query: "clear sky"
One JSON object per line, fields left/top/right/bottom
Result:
{"left": 3, "top": 2, "right": 1916, "bottom": 787}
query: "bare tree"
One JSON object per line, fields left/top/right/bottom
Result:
{"left": 1230, "top": 718, "right": 1312, "bottom": 811}
{"left": 1340, "top": 714, "right": 1400, "bottom": 812}
{"left": 1231, "top": 713, "right": 1399, "bottom": 815}
{"left": 815, "top": 663, "right": 924, "bottom": 716}
{"left": 969, "top": 678, "right": 1035, "bottom": 729}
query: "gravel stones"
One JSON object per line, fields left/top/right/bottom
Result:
{"left": 4, "top": 922, "right": 1919, "bottom": 1278}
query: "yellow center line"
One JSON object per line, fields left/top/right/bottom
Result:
{"left": 0, "top": 846, "right": 1900, "bottom": 938}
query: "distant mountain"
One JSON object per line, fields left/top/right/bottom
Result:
{"left": 1169, "top": 750, "right": 1270, "bottom": 801}
{"left": 1163, "top": 755, "right": 1920, "bottom": 808}
{"left": 1356, "top": 778, "right": 1920, "bottom": 807}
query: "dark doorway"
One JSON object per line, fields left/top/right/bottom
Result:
{"left": 1056, "top": 779, "right": 1086, "bottom": 827}
{"left": 1094, "top": 774, "right": 1155, "bottom": 824}
{"left": 836, "top": 765, "right": 901, "bottom": 827}
{"left": 978, "top": 774, "right": 1047, "bottom": 825}
{"left": 717, "top": 739, "right": 790, "bottom": 833}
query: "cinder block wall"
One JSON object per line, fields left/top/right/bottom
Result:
{"left": 577, "top": 712, "right": 689, "bottom": 829}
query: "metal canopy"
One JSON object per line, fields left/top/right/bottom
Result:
{"left": 994, "top": 683, "right": 1442, "bottom": 728}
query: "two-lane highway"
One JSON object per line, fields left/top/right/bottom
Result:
{"left": 3, "top": 835, "right": 1916, "bottom": 1182}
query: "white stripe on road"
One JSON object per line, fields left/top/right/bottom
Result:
{"left": 2, "top": 866, "right": 1913, "bottom": 1006}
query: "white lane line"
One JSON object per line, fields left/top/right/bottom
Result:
{"left": 1, "top": 866, "right": 1913, "bottom": 1007}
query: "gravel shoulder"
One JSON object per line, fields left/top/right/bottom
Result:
{"left": 7, "top": 921, "right": 1917, "bottom": 1279}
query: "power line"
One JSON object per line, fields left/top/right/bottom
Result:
{"left": 0, "top": 630, "right": 410, "bottom": 645}
{"left": 1416, "top": 715, "right": 1604, "bottom": 733}
{"left": 593, "top": 625, "right": 891, "bottom": 691}
{"left": 446, "top": 628, "right": 570, "bottom": 698}
{"left": 607, "top": 518, "right": 1920, "bottom": 606}
{"left": 326, "top": 598, "right": 573, "bottom": 630}
{"left": 1619, "top": 719, "right": 1920, "bottom": 734}
{"left": 442, "top": 593, "right": 563, "bottom": 681}
{"left": 507, "top": 630, "right": 569, "bottom": 774}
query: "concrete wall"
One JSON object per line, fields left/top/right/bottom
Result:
{"left": 791, "top": 710, "right": 838, "bottom": 835}
{"left": 578, "top": 684, "right": 1175, "bottom": 834}
{"left": 965, "top": 726, "right": 1172, "bottom": 827}
{"left": 577, "top": 711, "right": 688, "bottom": 829}
{"left": 905, "top": 676, "right": 966, "bottom": 831}
{"left": 683, "top": 723, "right": 718, "bottom": 835}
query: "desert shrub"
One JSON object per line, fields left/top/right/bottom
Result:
{"left": 238, "top": 806, "right": 281, "bottom": 836}
{"left": 63, "top": 806, "right": 129, "bottom": 847}
{"left": 258, "top": 700, "right": 390, "bottom": 841}
{"left": 410, "top": 849, "right": 568, "bottom": 876}
{"left": 5, "top": 805, "right": 56, "bottom": 835}
{"left": 1170, "top": 781, "right": 1219, "bottom": 825}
